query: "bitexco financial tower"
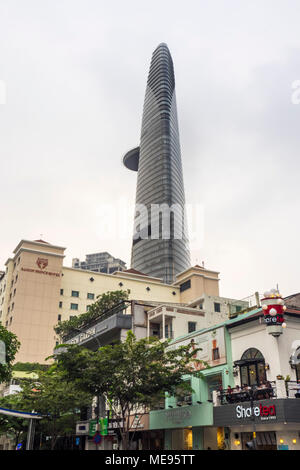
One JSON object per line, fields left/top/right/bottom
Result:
{"left": 123, "top": 43, "right": 190, "bottom": 284}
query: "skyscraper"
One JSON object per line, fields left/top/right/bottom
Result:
{"left": 123, "top": 43, "right": 190, "bottom": 284}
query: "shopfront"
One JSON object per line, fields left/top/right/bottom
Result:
{"left": 214, "top": 398, "right": 300, "bottom": 450}
{"left": 150, "top": 403, "right": 215, "bottom": 450}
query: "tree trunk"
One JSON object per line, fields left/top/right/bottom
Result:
{"left": 122, "top": 432, "right": 130, "bottom": 451}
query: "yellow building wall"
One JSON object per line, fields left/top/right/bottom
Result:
{"left": 60, "top": 267, "right": 180, "bottom": 322}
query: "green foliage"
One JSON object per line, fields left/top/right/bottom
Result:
{"left": 0, "top": 369, "right": 93, "bottom": 450}
{"left": 54, "top": 290, "right": 130, "bottom": 339}
{"left": 55, "top": 331, "right": 205, "bottom": 449}
{"left": 0, "top": 393, "right": 29, "bottom": 447}
{"left": 21, "top": 370, "right": 92, "bottom": 448}
{"left": 13, "top": 362, "right": 49, "bottom": 372}
{"left": 0, "top": 323, "right": 20, "bottom": 384}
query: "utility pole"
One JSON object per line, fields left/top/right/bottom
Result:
{"left": 26, "top": 417, "right": 36, "bottom": 450}
{"left": 249, "top": 388, "right": 257, "bottom": 450}
{"left": 74, "top": 327, "right": 102, "bottom": 450}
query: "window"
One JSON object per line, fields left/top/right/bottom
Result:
{"left": 60, "top": 289, "right": 64, "bottom": 295}
{"left": 207, "top": 374, "right": 223, "bottom": 401}
{"left": 59, "top": 301, "right": 63, "bottom": 308}
{"left": 58, "top": 314, "right": 62, "bottom": 321}
{"left": 87, "top": 293, "right": 94, "bottom": 300}
{"left": 180, "top": 280, "right": 191, "bottom": 292}
{"left": 70, "top": 303, "right": 78, "bottom": 310}
{"left": 239, "top": 348, "right": 266, "bottom": 386}
{"left": 165, "top": 324, "right": 173, "bottom": 339}
{"left": 71, "top": 290, "right": 79, "bottom": 298}
{"left": 212, "top": 347, "right": 220, "bottom": 360}
{"left": 176, "top": 379, "right": 192, "bottom": 405}
{"left": 214, "top": 302, "right": 221, "bottom": 313}
{"left": 188, "top": 322, "right": 197, "bottom": 334}
{"left": 236, "top": 305, "right": 242, "bottom": 313}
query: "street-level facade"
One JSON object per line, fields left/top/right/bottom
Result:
{"left": 148, "top": 301, "right": 300, "bottom": 450}
{"left": 149, "top": 323, "right": 233, "bottom": 450}
{"left": 213, "top": 305, "right": 300, "bottom": 450}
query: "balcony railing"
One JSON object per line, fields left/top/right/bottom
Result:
{"left": 286, "top": 380, "right": 300, "bottom": 398}
{"left": 217, "top": 382, "right": 277, "bottom": 405}
{"left": 150, "top": 331, "right": 174, "bottom": 340}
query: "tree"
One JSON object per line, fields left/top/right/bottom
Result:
{"left": 12, "top": 362, "right": 49, "bottom": 373}
{"left": 54, "top": 331, "right": 205, "bottom": 450}
{"left": 0, "top": 393, "right": 29, "bottom": 449}
{"left": 22, "top": 370, "right": 92, "bottom": 450}
{"left": 0, "top": 323, "right": 20, "bottom": 384}
{"left": 7, "top": 369, "right": 93, "bottom": 450}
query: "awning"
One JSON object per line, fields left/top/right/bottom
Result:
{"left": 0, "top": 407, "right": 42, "bottom": 420}
{"left": 234, "top": 358, "right": 264, "bottom": 366}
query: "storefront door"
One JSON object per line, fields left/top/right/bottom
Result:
{"left": 171, "top": 429, "right": 193, "bottom": 450}
{"left": 241, "top": 432, "right": 277, "bottom": 451}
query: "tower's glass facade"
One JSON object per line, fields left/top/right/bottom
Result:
{"left": 123, "top": 43, "right": 190, "bottom": 283}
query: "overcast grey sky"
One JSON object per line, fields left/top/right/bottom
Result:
{"left": 1, "top": 0, "right": 300, "bottom": 299}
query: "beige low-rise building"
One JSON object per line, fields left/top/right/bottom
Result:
{"left": 0, "top": 239, "right": 248, "bottom": 364}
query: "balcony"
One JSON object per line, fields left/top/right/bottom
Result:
{"left": 147, "top": 306, "right": 175, "bottom": 341}
{"left": 286, "top": 380, "right": 300, "bottom": 398}
{"left": 216, "top": 382, "right": 277, "bottom": 406}
{"left": 213, "top": 380, "right": 300, "bottom": 428}
{"left": 214, "top": 380, "right": 300, "bottom": 406}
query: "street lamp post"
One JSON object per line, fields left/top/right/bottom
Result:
{"left": 72, "top": 327, "right": 102, "bottom": 449}
{"left": 249, "top": 387, "right": 257, "bottom": 450}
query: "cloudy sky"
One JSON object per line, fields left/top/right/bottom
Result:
{"left": 0, "top": 0, "right": 300, "bottom": 299}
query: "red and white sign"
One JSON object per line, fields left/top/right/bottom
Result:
{"left": 261, "top": 289, "right": 286, "bottom": 327}
{"left": 236, "top": 403, "right": 276, "bottom": 420}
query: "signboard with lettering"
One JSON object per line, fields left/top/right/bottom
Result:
{"left": 214, "top": 399, "right": 300, "bottom": 427}
{"left": 89, "top": 418, "right": 108, "bottom": 437}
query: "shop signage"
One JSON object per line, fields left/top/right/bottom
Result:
{"left": 108, "top": 418, "right": 124, "bottom": 430}
{"left": 21, "top": 267, "right": 60, "bottom": 278}
{"left": 164, "top": 408, "right": 192, "bottom": 426}
{"left": 236, "top": 404, "right": 276, "bottom": 421}
{"left": 89, "top": 418, "right": 108, "bottom": 437}
{"left": 261, "top": 290, "right": 286, "bottom": 327}
{"left": 213, "top": 398, "right": 300, "bottom": 427}
{"left": 131, "top": 415, "right": 144, "bottom": 429}
{"left": 69, "top": 327, "right": 97, "bottom": 344}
